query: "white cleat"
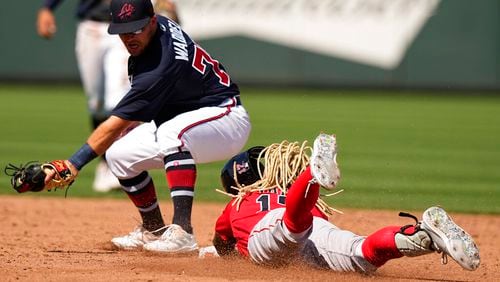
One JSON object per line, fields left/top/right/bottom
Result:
{"left": 111, "top": 226, "right": 158, "bottom": 250}
{"left": 395, "top": 229, "right": 434, "bottom": 257}
{"left": 143, "top": 224, "right": 198, "bottom": 253}
{"left": 421, "top": 206, "right": 480, "bottom": 271}
{"left": 93, "top": 160, "right": 121, "bottom": 193}
{"left": 310, "top": 133, "right": 341, "bottom": 190}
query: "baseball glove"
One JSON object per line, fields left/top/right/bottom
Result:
{"left": 4, "top": 160, "right": 76, "bottom": 193}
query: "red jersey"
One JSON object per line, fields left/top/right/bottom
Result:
{"left": 215, "top": 189, "right": 327, "bottom": 257}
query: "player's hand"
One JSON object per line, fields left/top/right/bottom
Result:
{"left": 43, "top": 160, "right": 79, "bottom": 187}
{"left": 4, "top": 160, "right": 78, "bottom": 193}
{"left": 198, "top": 246, "right": 220, "bottom": 258}
{"left": 37, "top": 8, "right": 57, "bottom": 39}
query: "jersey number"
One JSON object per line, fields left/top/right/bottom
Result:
{"left": 256, "top": 194, "right": 286, "bottom": 212}
{"left": 192, "top": 45, "right": 230, "bottom": 87}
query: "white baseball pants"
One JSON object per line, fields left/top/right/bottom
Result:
{"left": 106, "top": 103, "right": 251, "bottom": 179}
{"left": 248, "top": 208, "right": 377, "bottom": 273}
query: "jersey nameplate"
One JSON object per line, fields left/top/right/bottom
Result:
{"left": 167, "top": 20, "right": 189, "bottom": 61}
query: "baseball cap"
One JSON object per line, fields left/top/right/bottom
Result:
{"left": 108, "top": 0, "right": 154, "bottom": 34}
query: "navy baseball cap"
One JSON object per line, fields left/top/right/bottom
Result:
{"left": 220, "top": 146, "right": 265, "bottom": 195}
{"left": 108, "top": 0, "right": 154, "bottom": 34}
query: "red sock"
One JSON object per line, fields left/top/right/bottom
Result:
{"left": 361, "top": 226, "right": 404, "bottom": 267}
{"left": 283, "top": 167, "right": 319, "bottom": 233}
{"left": 165, "top": 152, "right": 196, "bottom": 195}
{"left": 126, "top": 181, "right": 158, "bottom": 208}
{"left": 164, "top": 152, "right": 196, "bottom": 233}
{"left": 122, "top": 173, "right": 158, "bottom": 209}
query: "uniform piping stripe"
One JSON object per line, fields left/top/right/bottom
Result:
{"left": 217, "top": 96, "right": 239, "bottom": 107}
{"left": 137, "top": 202, "right": 159, "bottom": 212}
{"left": 170, "top": 190, "right": 195, "bottom": 197}
{"left": 177, "top": 107, "right": 232, "bottom": 150}
{"left": 164, "top": 158, "right": 196, "bottom": 169}
{"left": 122, "top": 175, "right": 152, "bottom": 193}
{"left": 249, "top": 219, "right": 283, "bottom": 238}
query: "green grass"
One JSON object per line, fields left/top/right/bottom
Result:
{"left": 1, "top": 84, "right": 499, "bottom": 214}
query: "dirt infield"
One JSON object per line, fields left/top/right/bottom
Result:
{"left": 1, "top": 196, "right": 498, "bottom": 281}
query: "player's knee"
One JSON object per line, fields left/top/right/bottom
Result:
{"left": 106, "top": 142, "right": 124, "bottom": 163}
{"left": 105, "top": 142, "right": 131, "bottom": 177}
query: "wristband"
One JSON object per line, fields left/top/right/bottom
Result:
{"left": 69, "top": 143, "right": 98, "bottom": 170}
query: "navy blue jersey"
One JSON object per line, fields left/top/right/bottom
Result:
{"left": 44, "top": 0, "right": 111, "bottom": 21}
{"left": 111, "top": 16, "right": 240, "bottom": 125}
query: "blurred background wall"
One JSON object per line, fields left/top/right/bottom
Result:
{"left": 1, "top": 0, "right": 498, "bottom": 90}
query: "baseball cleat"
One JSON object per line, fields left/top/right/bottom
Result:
{"left": 143, "top": 224, "right": 198, "bottom": 253}
{"left": 395, "top": 228, "right": 434, "bottom": 257}
{"left": 421, "top": 206, "right": 480, "bottom": 271}
{"left": 395, "top": 212, "right": 434, "bottom": 257}
{"left": 111, "top": 225, "right": 159, "bottom": 250}
{"left": 310, "top": 133, "right": 341, "bottom": 190}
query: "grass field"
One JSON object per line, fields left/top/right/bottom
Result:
{"left": 0, "top": 84, "right": 499, "bottom": 214}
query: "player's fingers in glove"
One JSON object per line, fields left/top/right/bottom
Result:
{"left": 43, "top": 160, "right": 78, "bottom": 187}
{"left": 43, "top": 167, "right": 56, "bottom": 185}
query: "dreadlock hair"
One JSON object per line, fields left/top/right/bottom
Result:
{"left": 217, "top": 139, "right": 342, "bottom": 216}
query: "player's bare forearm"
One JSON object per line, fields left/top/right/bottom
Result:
{"left": 87, "top": 116, "right": 134, "bottom": 155}
{"left": 212, "top": 232, "right": 237, "bottom": 257}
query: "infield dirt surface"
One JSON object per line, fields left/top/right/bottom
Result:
{"left": 1, "top": 196, "right": 498, "bottom": 281}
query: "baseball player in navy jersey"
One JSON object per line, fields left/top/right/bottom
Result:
{"left": 213, "top": 133, "right": 480, "bottom": 273}
{"left": 43, "top": 0, "right": 251, "bottom": 253}
{"left": 36, "top": 0, "right": 180, "bottom": 192}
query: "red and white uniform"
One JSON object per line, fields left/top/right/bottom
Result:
{"left": 215, "top": 190, "right": 326, "bottom": 257}
{"left": 215, "top": 167, "right": 384, "bottom": 273}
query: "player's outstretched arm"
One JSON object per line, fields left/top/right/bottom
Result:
{"left": 43, "top": 116, "right": 134, "bottom": 186}
{"left": 86, "top": 115, "right": 134, "bottom": 155}
{"left": 6, "top": 116, "right": 135, "bottom": 193}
